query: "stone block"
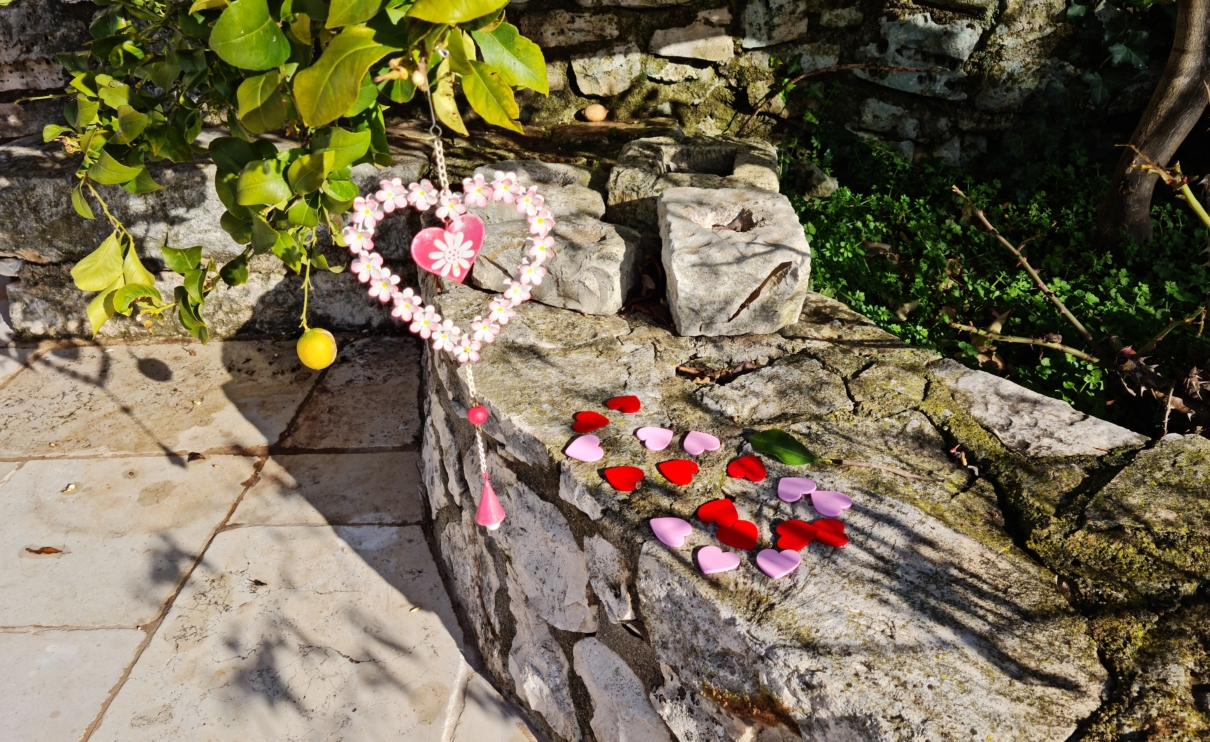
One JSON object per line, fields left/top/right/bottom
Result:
{"left": 820, "top": 7, "right": 863, "bottom": 28}
{"left": 649, "top": 22, "right": 735, "bottom": 63}
{"left": 471, "top": 159, "right": 604, "bottom": 223}
{"left": 741, "top": 0, "right": 810, "bottom": 49}
{"left": 575, "top": 0, "right": 691, "bottom": 6}
{"left": 470, "top": 215, "right": 641, "bottom": 316}
{"left": 520, "top": 10, "right": 619, "bottom": 47}
{"left": 451, "top": 672, "right": 540, "bottom": 742}
{"left": 606, "top": 136, "right": 779, "bottom": 229}
{"left": 573, "top": 638, "right": 671, "bottom": 741}
{"left": 571, "top": 43, "right": 642, "bottom": 97}
{"left": 659, "top": 186, "right": 811, "bottom": 336}
{"left": 0, "top": 0, "right": 88, "bottom": 92}
{"left": 856, "top": 14, "right": 985, "bottom": 100}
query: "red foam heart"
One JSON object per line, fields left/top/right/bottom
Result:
{"left": 813, "top": 518, "right": 848, "bottom": 548}
{"left": 572, "top": 411, "right": 609, "bottom": 433}
{"left": 776, "top": 519, "right": 818, "bottom": 551}
{"left": 657, "top": 459, "right": 698, "bottom": 486}
{"left": 696, "top": 498, "right": 739, "bottom": 527}
{"left": 603, "top": 466, "right": 645, "bottom": 492}
{"left": 605, "top": 395, "right": 641, "bottom": 414}
{"left": 717, "top": 519, "right": 758, "bottom": 551}
{"left": 410, "top": 215, "right": 485, "bottom": 283}
{"left": 726, "top": 454, "right": 767, "bottom": 482}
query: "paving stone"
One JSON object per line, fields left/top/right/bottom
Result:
{"left": 231, "top": 452, "right": 424, "bottom": 526}
{"left": 0, "top": 628, "right": 144, "bottom": 742}
{"left": 0, "top": 341, "right": 317, "bottom": 458}
{"left": 450, "top": 672, "right": 540, "bottom": 742}
{"left": 281, "top": 337, "right": 421, "bottom": 450}
{"left": 0, "top": 456, "right": 255, "bottom": 628}
{"left": 91, "top": 525, "right": 465, "bottom": 741}
{"left": 0, "top": 460, "right": 18, "bottom": 484}
{"left": 0, "top": 347, "right": 31, "bottom": 385}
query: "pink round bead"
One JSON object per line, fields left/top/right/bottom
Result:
{"left": 467, "top": 405, "right": 489, "bottom": 426}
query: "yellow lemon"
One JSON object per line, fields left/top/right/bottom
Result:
{"left": 296, "top": 328, "right": 337, "bottom": 370}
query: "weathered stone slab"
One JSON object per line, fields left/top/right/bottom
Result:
{"left": 740, "top": 0, "right": 810, "bottom": 49}
{"left": 451, "top": 672, "right": 541, "bottom": 742}
{"left": 696, "top": 353, "right": 849, "bottom": 420}
{"left": 520, "top": 10, "right": 619, "bottom": 47}
{"left": 659, "top": 186, "right": 811, "bottom": 337}
{"left": 929, "top": 358, "right": 1147, "bottom": 457}
{"left": 231, "top": 452, "right": 424, "bottom": 526}
{"left": 0, "top": 629, "right": 144, "bottom": 741}
{"left": 0, "top": 346, "right": 31, "bottom": 385}
{"left": 571, "top": 43, "right": 642, "bottom": 97}
{"left": 0, "top": 0, "right": 88, "bottom": 93}
{"left": 856, "top": 14, "right": 985, "bottom": 100}
{"left": 649, "top": 22, "right": 734, "bottom": 63}
{"left": 282, "top": 337, "right": 421, "bottom": 450}
{"left": 91, "top": 524, "right": 466, "bottom": 741}
{"left": 573, "top": 637, "right": 671, "bottom": 741}
{"left": 607, "top": 136, "right": 779, "bottom": 229}
{"left": 0, "top": 456, "right": 255, "bottom": 627}
{"left": 471, "top": 160, "right": 605, "bottom": 223}
{"left": 0, "top": 341, "right": 316, "bottom": 457}
{"left": 471, "top": 215, "right": 641, "bottom": 316}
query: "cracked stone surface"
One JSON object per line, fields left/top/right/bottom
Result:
{"left": 422, "top": 280, "right": 1133, "bottom": 741}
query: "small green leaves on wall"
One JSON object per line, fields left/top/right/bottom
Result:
{"left": 209, "top": 0, "right": 291, "bottom": 71}
{"left": 748, "top": 429, "right": 825, "bottom": 466}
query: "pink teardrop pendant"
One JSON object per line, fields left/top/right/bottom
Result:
{"left": 475, "top": 477, "right": 505, "bottom": 531}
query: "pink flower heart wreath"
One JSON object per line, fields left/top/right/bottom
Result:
{"left": 341, "top": 170, "right": 556, "bottom": 365}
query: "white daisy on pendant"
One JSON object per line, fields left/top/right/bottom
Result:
{"left": 428, "top": 229, "right": 476, "bottom": 279}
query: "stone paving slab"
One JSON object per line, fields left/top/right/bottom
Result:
{"left": 232, "top": 452, "right": 424, "bottom": 527}
{"left": 0, "top": 456, "right": 255, "bottom": 627}
{"left": 451, "top": 672, "right": 539, "bottom": 742}
{"left": 1, "top": 628, "right": 144, "bottom": 742}
{"left": 92, "top": 524, "right": 467, "bottom": 741}
{"left": 0, "top": 342, "right": 317, "bottom": 458}
{"left": 0, "top": 346, "right": 32, "bottom": 386}
{"left": 282, "top": 337, "right": 421, "bottom": 450}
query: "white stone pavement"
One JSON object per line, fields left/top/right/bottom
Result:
{"left": 0, "top": 336, "right": 537, "bottom": 742}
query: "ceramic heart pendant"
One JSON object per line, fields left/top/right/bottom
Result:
{"left": 410, "top": 215, "right": 485, "bottom": 283}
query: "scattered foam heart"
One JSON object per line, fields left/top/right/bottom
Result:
{"left": 813, "top": 518, "right": 848, "bottom": 548}
{"left": 726, "top": 454, "right": 767, "bottom": 482}
{"left": 811, "top": 490, "right": 852, "bottom": 518}
{"left": 650, "top": 517, "right": 692, "bottom": 548}
{"left": 682, "top": 431, "right": 720, "bottom": 456}
{"left": 756, "top": 548, "right": 802, "bottom": 579}
{"left": 565, "top": 435, "right": 604, "bottom": 463}
{"left": 657, "top": 459, "right": 699, "bottom": 485}
{"left": 635, "top": 426, "right": 674, "bottom": 451}
{"left": 775, "top": 519, "right": 817, "bottom": 550}
{"left": 572, "top": 411, "right": 610, "bottom": 433}
{"left": 777, "top": 477, "right": 817, "bottom": 503}
{"left": 696, "top": 546, "right": 741, "bottom": 575}
{"left": 696, "top": 498, "right": 739, "bottom": 527}
{"left": 717, "top": 519, "right": 758, "bottom": 551}
{"left": 605, "top": 395, "right": 641, "bottom": 413}
{"left": 603, "top": 466, "right": 645, "bottom": 492}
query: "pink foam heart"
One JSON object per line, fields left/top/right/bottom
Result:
{"left": 777, "top": 477, "right": 817, "bottom": 503}
{"left": 650, "top": 517, "right": 692, "bottom": 548}
{"left": 683, "top": 431, "right": 720, "bottom": 456}
{"left": 696, "top": 545, "right": 741, "bottom": 575}
{"left": 756, "top": 548, "right": 802, "bottom": 579}
{"left": 635, "top": 426, "right": 674, "bottom": 451}
{"left": 410, "top": 214, "right": 485, "bottom": 283}
{"left": 811, "top": 490, "right": 853, "bottom": 518}
{"left": 564, "top": 435, "right": 604, "bottom": 463}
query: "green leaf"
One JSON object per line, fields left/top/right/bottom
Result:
{"left": 220, "top": 211, "right": 253, "bottom": 243}
{"left": 210, "top": 0, "right": 292, "bottom": 71}
{"left": 237, "top": 70, "right": 288, "bottom": 134}
{"left": 71, "top": 185, "right": 95, "bottom": 220}
{"left": 310, "top": 126, "right": 371, "bottom": 170}
{"left": 183, "top": 268, "right": 207, "bottom": 303}
{"left": 123, "top": 245, "right": 158, "bottom": 286}
{"left": 432, "top": 59, "right": 468, "bottom": 135}
{"left": 286, "top": 196, "right": 320, "bottom": 227}
{"left": 250, "top": 213, "right": 280, "bottom": 253}
{"left": 1109, "top": 43, "right": 1147, "bottom": 69}
{"left": 236, "top": 158, "right": 293, "bottom": 205}
{"left": 214, "top": 171, "right": 255, "bottom": 221}
{"left": 292, "top": 26, "right": 395, "bottom": 127}
{"left": 42, "top": 124, "right": 73, "bottom": 142}
{"left": 344, "top": 72, "right": 378, "bottom": 117}
{"left": 72, "top": 232, "right": 125, "bottom": 291}
{"left": 86, "top": 277, "right": 123, "bottom": 337}
{"left": 174, "top": 286, "right": 210, "bottom": 342}
{"left": 112, "top": 105, "right": 150, "bottom": 144}
{"left": 472, "top": 23, "right": 547, "bottom": 94}
{"left": 326, "top": 0, "right": 382, "bottom": 28}
{"left": 462, "top": 60, "right": 522, "bottom": 133}
{"left": 1083, "top": 71, "right": 1110, "bottom": 107}
{"left": 161, "top": 246, "right": 203, "bottom": 273}
{"left": 87, "top": 149, "right": 144, "bottom": 185}
{"left": 189, "top": 0, "right": 228, "bottom": 11}
{"left": 97, "top": 79, "right": 133, "bottom": 110}
{"left": 286, "top": 150, "right": 334, "bottom": 193}
{"left": 209, "top": 136, "right": 260, "bottom": 173}
{"left": 220, "top": 254, "right": 250, "bottom": 286}
{"left": 65, "top": 98, "right": 99, "bottom": 128}
{"left": 113, "top": 283, "right": 162, "bottom": 315}
{"left": 321, "top": 174, "right": 359, "bottom": 201}
{"left": 446, "top": 30, "right": 474, "bottom": 75}
{"left": 380, "top": 74, "right": 416, "bottom": 103}
{"left": 748, "top": 429, "right": 822, "bottom": 466}
{"left": 57, "top": 51, "right": 90, "bottom": 74}
{"left": 121, "top": 167, "right": 164, "bottom": 194}
{"left": 407, "top": 0, "right": 506, "bottom": 25}
{"left": 270, "top": 230, "right": 302, "bottom": 272}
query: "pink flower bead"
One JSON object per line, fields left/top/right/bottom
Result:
{"left": 375, "top": 178, "right": 408, "bottom": 212}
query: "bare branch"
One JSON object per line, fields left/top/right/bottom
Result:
{"left": 948, "top": 321, "right": 1103, "bottom": 364}
{"left": 1138, "top": 307, "right": 1207, "bottom": 353}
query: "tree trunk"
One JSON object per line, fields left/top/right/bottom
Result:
{"left": 1096, "top": 0, "right": 1210, "bottom": 250}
